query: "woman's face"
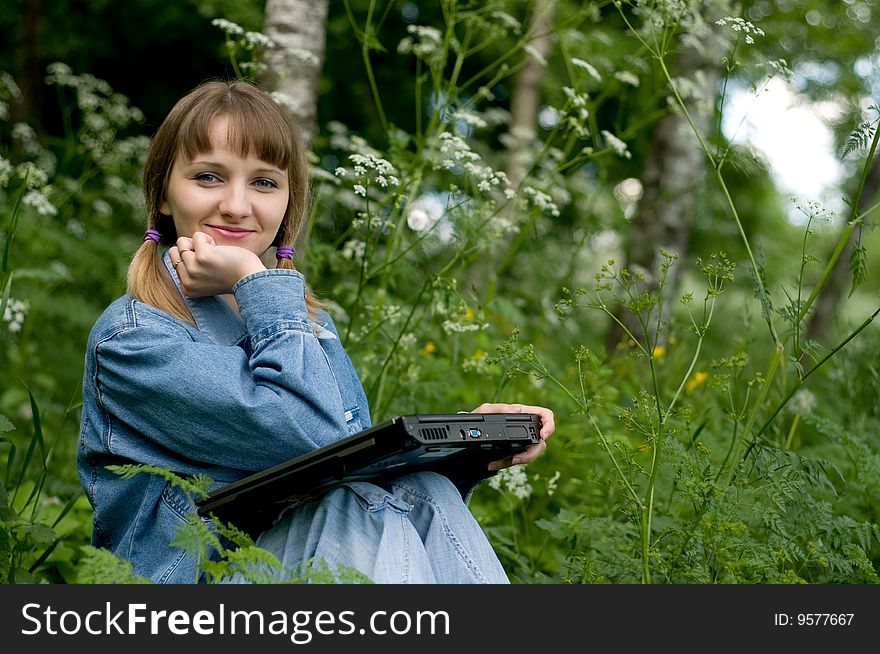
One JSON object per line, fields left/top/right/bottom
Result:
{"left": 160, "top": 115, "right": 289, "bottom": 255}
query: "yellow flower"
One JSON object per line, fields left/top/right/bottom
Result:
{"left": 652, "top": 345, "right": 666, "bottom": 358}
{"left": 686, "top": 371, "right": 708, "bottom": 392}
{"left": 420, "top": 341, "right": 437, "bottom": 355}
{"left": 636, "top": 442, "right": 652, "bottom": 454}
{"left": 464, "top": 307, "right": 474, "bottom": 320}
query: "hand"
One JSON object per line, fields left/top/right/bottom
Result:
{"left": 169, "top": 232, "right": 266, "bottom": 297}
{"left": 468, "top": 402, "right": 555, "bottom": 471}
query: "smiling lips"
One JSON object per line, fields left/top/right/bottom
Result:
{"left": 207, "top": 225, "right": 255, "bottom": 240}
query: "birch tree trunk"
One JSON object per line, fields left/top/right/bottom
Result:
{"left": 606, "top": 29, "right": 723, "bottom": 351}
{"left": 505, "top": 1, "right": 556, "bottom": 191}
{"left": 482, "top": 1, "right": 556, "bottom": 305}
{"left": 260, "top": 0, "right": 330, "bottom": 148}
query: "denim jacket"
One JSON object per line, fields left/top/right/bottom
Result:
{"left": 78, "top": 253, "right": 370, "bottom": 583}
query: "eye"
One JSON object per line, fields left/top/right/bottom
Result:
{"left": 253, "top": 178, "right": 280, "bottom": 190}
{"left": 193, "top": 172, "right": 222, "bottom": 184}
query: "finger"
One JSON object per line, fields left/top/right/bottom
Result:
{"left": 488, "top": 439, "right": 547, "bottom": 471}
{"left": 513, "top": 440, "right": 546, "bottom": 465}
{"left": 470, "top": 403, "right": 524, "bottom": 414}
{"left": 510, "top": 404, "right": 555, "bottom": 439}
{"left": 168, "top": 246, "right": 184, "bottom": 270}
{"left": 192, "top": 231, "right": 215, "bottom": 249}
{"left": 176, "top": 236, "right": 195, "bottom": 254}
{"left": 487, "top": 454, "right": 513, "bottom": 472}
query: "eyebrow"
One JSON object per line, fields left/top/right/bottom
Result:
{"left": 185, "top": 160, "right": 285, "bottom": 176}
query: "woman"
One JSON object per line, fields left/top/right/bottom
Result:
{"left": 78, "top": 79, "right": 554, "bottom": 584}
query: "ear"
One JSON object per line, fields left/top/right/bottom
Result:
{"left": 159, "top": 198, "right": 171, "bottom": 215}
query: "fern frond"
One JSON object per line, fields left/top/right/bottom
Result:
{"left": 106, "top": 463, "right": 213, "bottom": 498}
{"left": 76, "top": 545, "right": 153, "bottom": 584}
{"left": 848, "top": 242, "right": 867, "bottom": 298}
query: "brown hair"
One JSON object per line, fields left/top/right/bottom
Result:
{"left": 128, "top": 79, "right": 321, "bottom": 324}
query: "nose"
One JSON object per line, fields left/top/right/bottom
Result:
{"left": 218, "top": 182, "right": 251, "bottom": 220}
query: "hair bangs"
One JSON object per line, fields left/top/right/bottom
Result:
{"left": 174, "top": 89, "right": 293, "bottom": 170}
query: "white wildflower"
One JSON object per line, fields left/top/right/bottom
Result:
{"left": 243, "top": 31, "right": 275, "bottom": 49}
{"left": 398, "top": 333, "right": 417, "bottom": 350}
{"left": 11, "top": 122, "right": 40, "bottom": 150}
{"left": 524, "top": 44, "right": 547, "bottom": 67}
{"left": 211, "top": 18, "right": 245, "bottom": 36}
{"left": 481, "top": 107, "right": 511, "bottom": 126}
{"left": 285, "top": 47, "right": 320, "bottom": 67}
{"left": 92, "top": 199, "right": 112, "bottom": 217}
{"left": 601, "top": 130, "right": 632, "bottom": 159}
{"left": 562, "top": 86, "right": 589, "bottom": 112}
{"left": 546, "top": 470, "right": 561, "bottom": 496}
{"left": 491, "top": 11, "right": 522, "bottom": 34}
{"left": 270, "top": 91, "right": 299, "bottom": 114}
{"left": 593, "top": 229, "right": 622, "bottom": 253}
{"left": 341, "top": 239, "right": 366, "bottom": 261}
{"left": 66, "top": 219, "right": 86, "bottom": 238}
{"left": 334, "top": 167, "right": 347, "bottom": 178}
{"left": 488, "top": 465, "right": 533, "bottom": 500}
{"left": 615, "top": 71, "right": 640, "bottom": 87}
{"left": 461, "top": 351, "right": 491, "bottom": 374}
{"left": 49, "top": 260, "right": 70, "bottom": 279}
{"left": 791, "top": 389, "right": 817, "bottom": 414}
{"left": 762, "top": 58, "right": 792, "bottom": 81}
{"left": 0, "top": 71, "right": 21, "bottom": 98}
{"left": 453, "top": 110, "right": 488, "bottom": 129}
{"left": 523, "top": 186, "right": 561, "bottom": 217}
{"left": 715, "top": 16, "right": 765, "bottom": 40}
{"left": 398, "top": 24, "right": 443, "bottom": 59}
{"left": 441, "top": 319, "right": 488, "bottom": 334}
{"left": 23, "top": 189, "right": 57, "bottom": 216}
{"left": 3, "top": 298, "right": 29, "bottom": 334}
{"left": 571, "top": 58, "right": 602, "bottom": 82}
{"left": 408, "top": 24, "right": 442, "bottom": 43}
{"left": 353, "top": 184, "right": 367, "bottom": 197}
{"left": 15, "top": 162, "right": 48, "bottom": 188}
{"left": 0, "top": 156, "right": 13, "bottom": 188}
{"left": 349, "top": 153, "right": 396, "bottom": 176}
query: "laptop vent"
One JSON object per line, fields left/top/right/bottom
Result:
{"left": 419, "top": 426, "right": 449, "bottom": 441}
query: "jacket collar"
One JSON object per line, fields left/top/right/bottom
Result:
{"left": 162, "top": 250, "right": 247, "bottom": 347}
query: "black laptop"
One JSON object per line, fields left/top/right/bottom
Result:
{"left": 196, "top": 412, "right": 542, "bottom": 535}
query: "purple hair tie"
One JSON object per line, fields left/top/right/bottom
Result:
{"left": 276, "top": 245, "right": 296, "bottom": 260}
{"left": 144, "top": 229, "right": 161, "bottom": 243}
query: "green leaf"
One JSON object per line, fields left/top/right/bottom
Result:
{"left": 75, "top": 545, "right": 153, "bottom": 584}
{"left": 18, "top": 521, "right": 55, "bottom": 547}
{"left": 848, "top": 242, "right": 867, "bottom": 298}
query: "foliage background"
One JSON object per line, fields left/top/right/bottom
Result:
{"left": 1, "top": 0, "right": 879, "bottom": 583}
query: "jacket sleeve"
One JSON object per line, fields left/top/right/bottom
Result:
{"left": 92, "top": 270, "right": 349, "bottom": 477}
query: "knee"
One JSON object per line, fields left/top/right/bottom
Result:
{"left": 391, "top": 471, "right": 461, "bottom": 504}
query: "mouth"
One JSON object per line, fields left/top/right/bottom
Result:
{"left": 207, "top": 225, "right": 255, "bottom": 240}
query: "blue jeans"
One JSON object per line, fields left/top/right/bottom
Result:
{"left": 221, "top": 471, "right": 509, "bottom": 584}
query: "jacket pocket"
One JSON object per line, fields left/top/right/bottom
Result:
{"left": 152, "top": 483, "right": 199, "bottom": 583}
